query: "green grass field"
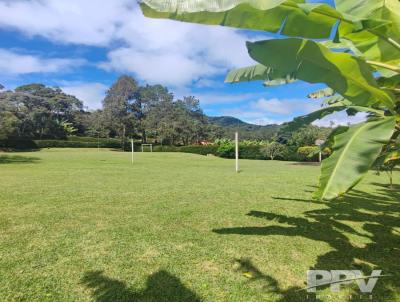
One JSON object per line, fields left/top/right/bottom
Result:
{"left": 0, "top": 149, "right": 399, "bottom": 302}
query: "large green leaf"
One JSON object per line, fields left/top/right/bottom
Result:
{"left": 315, "top": 117, "right": 396, "bottom": 200}
{"left": 140, "top": 0, "right": 369, "bottom": 40}
{"left": 335, "top": 0, "right": 400, "bottom": 65}
{"left": 335, "top": 0, "right": 400, "bottom": 25}
{"left": 377, "top": 74, "right": 400, "bottom": 91}
{"left": 247, "top": 38, "right": 395, "bottom": 109}
{"left": 225, "top": 64, "right": 297, "bottom": 86}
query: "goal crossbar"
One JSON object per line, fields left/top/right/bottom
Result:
{"left": 141, "top": 144, "right": 153, "bottom": 152}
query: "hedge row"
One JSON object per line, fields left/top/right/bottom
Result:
{"left": 1, "top": 139, "right": 327, "bottom": 162}
{"left": 0, "top": 138, "right": 122, "bottom": 150}
{"left": 34, "top": 140, "right": 121, "bottom": 149}
{"left": 0, "top": 139, "right": 38, "bottom": 150}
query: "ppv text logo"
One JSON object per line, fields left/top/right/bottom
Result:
{"left": 306, "top": 270, "right": 384, "bottom": 293}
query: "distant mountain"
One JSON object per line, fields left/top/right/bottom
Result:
{"left": 208, "top": 116, "right": 248, "bottom": 127}
{"left": 208, "top": 116, "right": 281, "bottom": 140}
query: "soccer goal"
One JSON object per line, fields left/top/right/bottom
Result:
{"left": 141, "top": 144, "right": 153, "bottom": 152}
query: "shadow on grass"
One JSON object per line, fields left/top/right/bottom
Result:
{"left": 81, "top": 270, "right": 201, "bottom": 302}
{"left": 213, "top": 185, "right": 400, "bottom": 302}
{"left": 0, "top": 155, "right": 40, "bottom": 164}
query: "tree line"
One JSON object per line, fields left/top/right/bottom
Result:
{"left": 0, "top": 76, "right": 223, "bottom": 146}
{"left": 0, "top": 75, "right": 330, "bottom": 150}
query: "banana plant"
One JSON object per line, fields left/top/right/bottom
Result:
{"left": 140, "top": 0, "right": 400, "bottom": 200}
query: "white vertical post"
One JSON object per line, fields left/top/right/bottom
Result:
{"left": 235, "top": 132, "right": 239, "bottom": 173}
{"left": 131, "top": 139, "right": 134, "bottom": 164}
{"left": 319, "top": 151, "right": 322, "bottom": 163}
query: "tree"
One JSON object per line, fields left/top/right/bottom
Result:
{"left": 137, "top": 84, "right": 174, "bottom": 142}
{"left": 141, "top": 0, "right": 400, "bottom": 200}
{"left": 0, "top": 84, "right": 84, "bottom": 139}
{"left": 103, "top": 76, "right": 138, "bottom": 147}
{"left": 261, "top": 142, "right": 286, "bottom": 160}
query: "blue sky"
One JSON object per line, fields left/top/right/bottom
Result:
{"left": 0, "top": 0, "right": 362, "bottom": 126}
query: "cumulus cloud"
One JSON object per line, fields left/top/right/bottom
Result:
{"left": 250, "top": 98, "right": 320, "bottom": 115}
{"left": 0, "top": 0, "right": 260, "bottom": 86}
{"left": 100, "top": 8, "right": 258, "bottom": 86}
{"left": 60, "top": 82, "right": 108, "bottom": 110}
{"left": 0, "top": 0, "right": 132, "bottom": 46}
{"left": 0, "top": 49, "right": 84, "bottom": 75}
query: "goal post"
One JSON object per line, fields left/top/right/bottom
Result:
{"left": 235, "top": 132, "right": 239, "bottom": 173}
{"left": 141, "top": 144, "right": 153, "bottom": 152}
{"left": 131, "top": 139, "right": 134, "bottom": 164}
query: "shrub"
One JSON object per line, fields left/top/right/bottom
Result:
{"left": 0, "top": 139, "right": 38, "bottom": 151}
{"left": 297, "top": 146, "right": 333, "bottom": 162}
{"left": 239, "top": 145, "right": 265, "bottom": 160}
{"left": 260, "top": 142, "right": 287, "bottom": 160}
{"left": 153, "top": 145, "right": 180, "bottom": 152}
{"left": 297, "top": 146, "right": 320, "bottom": 162}
{"left": 216, "top": 143, "right": 235, "bottom": 158}
{"left": 180, "top": 145, "right": 218, "bottom": 155}
{"left": 35, "top": 139, "right": 121, "bottom": 149}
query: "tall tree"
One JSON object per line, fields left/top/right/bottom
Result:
{"left": 136, "top": 84, "right": 173, "bottom": 142}
{"left": 103, "top": 76, "right": 138, "bottom": 147}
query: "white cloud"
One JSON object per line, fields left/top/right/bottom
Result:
{"left": 196, "top": 92, "right": 267, "bottom": 105}
{"left": 217, "top": 97, "right": 323, "bottom": 125}
{"left": 0, "top": 0, "right": 261, "bottom": 86}
{"left": 0, "top": 0, "right": 132, "bottom": 46}
{"left": 100, "top": 48, "right": 219, "bottom": 87}
{"left": 100, "top": 9, "right": 258, "bottom": 86}
{"left": 313, "top": 111, "right": 367, "bottom": 127}
{"left": 0, "top": 49, "right": 84, "bottom": 75}
{"left": 60, "top": 82, "right": 108, "bottom": 110}
{"left": 250, "top": 98, "right": 321, "bottom": 115}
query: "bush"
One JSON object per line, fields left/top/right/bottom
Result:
{"left": 297, "top": 146, "right": 320, "bottom": 162}
{"left": 215, "top": 143, "right": 265, "bottom": 160}
{"left": 239, "top": 145, "right": 265, "bottom": 160}
{"left": 180, "top": 145, "right": 218, "bottom": 155}
{"left": 153, "top": 145, "right": 180, "bottom": 152}
{"left": 0, "top": 139, "right": 38, "bottom": 150}
{"left": 260, "top": 142, "right": 287, "bottom": 160}
{"left": 216, "top": 143, "right": 235, "bottom": 158}
{"left": 35, "top": 139, "right": 121, "bottom": 149}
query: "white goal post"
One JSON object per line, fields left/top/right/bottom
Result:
{"left": 141, "top": 144, "right": 153, "bottom": 152}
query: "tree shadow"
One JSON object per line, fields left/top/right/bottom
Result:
{"left": 234, "top": 258, "right": 314, "bottom": 302}
{"left": 81, "top": 270, "right": 201, "bottom": 302}
{"left": 213, "top": 185, "right": 400, "bottom": 301}
{"left": 0, "top": 155, "right": 40, "bottom": 164}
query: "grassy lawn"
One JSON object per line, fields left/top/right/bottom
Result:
{"left": 0, "top": 149, "right": 399, "bottom": 302}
